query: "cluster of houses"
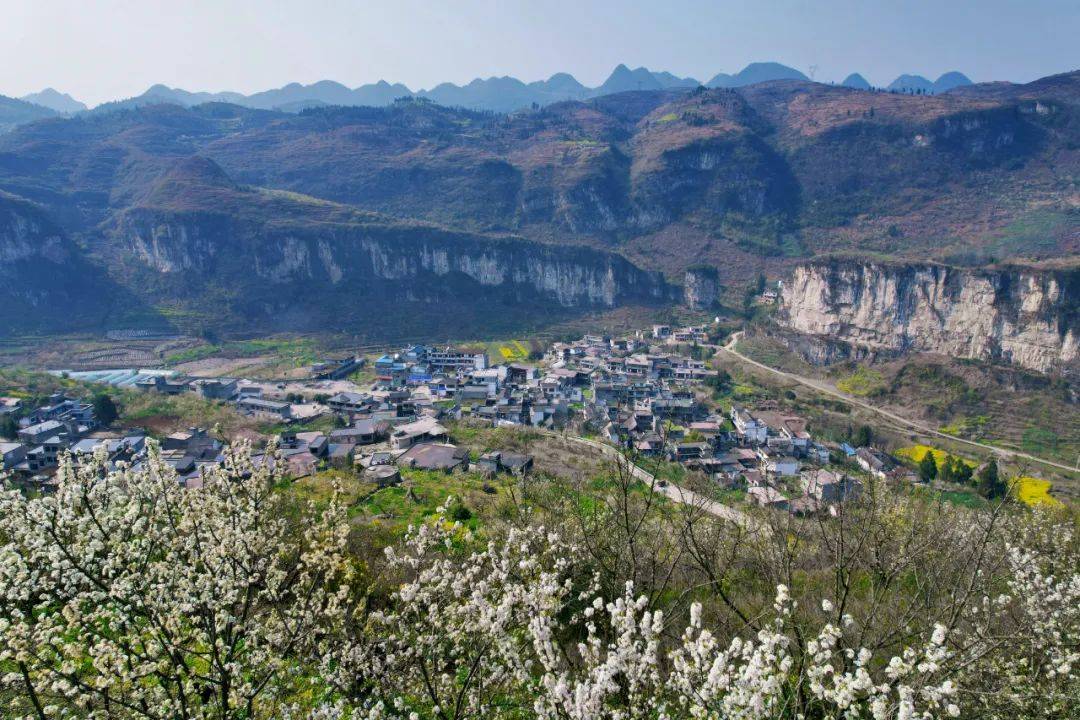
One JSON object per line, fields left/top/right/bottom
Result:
{"left": 0, "top": 393, "right": 242, "bottom": 490}
{"left": 3, "top": 331, "right": 914, "bottom": 515}
{"left": 271, "top": 406, "right": 532, "bottom": 484}
{"left": 0, "top": 393, "right": 151, "bottom": 488}
{"left": 549, "top": 330, "right": 894, "bottom": 516}
{"left": 264, "top": 342, "right": 576, "bottom": 478}
{"left": 136, "top": 374, "right": 300, "bottom": 420}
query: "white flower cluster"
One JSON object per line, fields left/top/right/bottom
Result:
{"left": 2, "top": 443, "right": 1076, "bottom": 720}
{"left": 0, "top": 440, "right": 353, "bottom": 719}
{"left": 330, "top": 511, "right": 1035, "bottom": 720}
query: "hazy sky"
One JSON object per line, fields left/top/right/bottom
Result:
{"left": 6, "top": 0, "right": 1078, "bottom": 106}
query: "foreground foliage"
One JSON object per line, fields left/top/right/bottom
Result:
{"left": 0, "top": 443, "right": 1077, "bottom": 719}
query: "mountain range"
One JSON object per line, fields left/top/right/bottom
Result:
{"left": 3, "top": 63, "right": 975, "bottom": 122}
{"left": 0, "top": 68, "right": 1074, "bottom": 339}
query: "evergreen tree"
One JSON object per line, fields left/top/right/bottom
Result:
{"left": 0, "top": 414, "right": 17, "bottom": 440}
{"left": 939, "top": 455, "right": 956, "bottom": 484}
{"left": 755, "top": 271, "right": 767, "bottom": 295}
{"left": 92, "top": 393, "right": 118, "bottom": 426}
{"left": 854, "top": 425, "right": 873, "bottom": 448}
{"left": 955, "top": 460, "right": 974, "bottom": 485}
{"left": 918, "top": 451, "right": 938, "bottom": 482}
{"left": 977, "top": 459, "right": 1006, "bottom": 499}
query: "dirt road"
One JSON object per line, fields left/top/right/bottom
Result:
{"left": 715, "top": 333, "right": 1078, "bottom": 476}
{"left": 546, "top": 431, "right": 765, "bottom": 533}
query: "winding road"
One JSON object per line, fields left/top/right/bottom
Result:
{"left": 715, "top": 332, "right": 1078, "bottom": 476}
{"left": 563, "top": 433, "right": 762, "bottom": 531}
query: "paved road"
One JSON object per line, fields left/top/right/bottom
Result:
{"left": 715, "top": 333, "right": 1078, "bottom": 476}
{"left": 554, "top": 432, "right": 764, "bottom": 533}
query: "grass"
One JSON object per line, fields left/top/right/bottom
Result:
{"left": 119, "top": 392, "right": 254, "bottom": 437}
{"left": 164, "top": 337, "right": 321, "bottom": 368}
{"left": 496, "top": 340, "right": 530, "bottom": 362}
{"left": 164, "top": 345, "right": 222, "bottom": 364}
{"left": 0, "top": 367, "right": 84, "bottom": 399}
{"left": 912, "top": 485, "right": 989, "bottom": 509}
{"left": 939, "top": 415, "right": 990, "bottom": 436}
{"left": 896, "top": 445, "right": 1062, "bottom": 508}
{"left": 1021, "top": 426, "right": 1061, "bottom": 456}
{"left": 657, "top": 112, "right": 679, "bottom": 123}
{"left": 989, "top": 209, "right": 1072, "bottom": 256}
{"left": 0, "top": 367, "right": 256, "bottom": 439}
{"left": 353, "top": 467, "right": 512, "bottom": 536}
{"left": 835, "top": 366, "right": 886, "bottom": 397}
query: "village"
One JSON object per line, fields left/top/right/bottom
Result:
{"left": 1, "top": 323, "right": 920, "bottom": 517}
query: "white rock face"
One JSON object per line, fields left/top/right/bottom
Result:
{"left": 118, "top": 214, "right": 669, "bottom": 309}
{"left": 129, "top": 222, "right": 216, "bottom": 273}
{"left": 779, "top": 261, "right": 1078, "bottom": 374}
{"left": 354, "top": 236, "right": 634, "bottom": 307}
{"left": 0, "top": 212, "right": 68, "bottom": 266}
{"left": 683, "top": 267, "right": 721, "bottom": 309}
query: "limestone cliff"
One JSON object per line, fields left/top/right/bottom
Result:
{"left": 683, "top": 266, "right": 721, "bottom": 309}
{"left": 105, "top": 197, "right": 675, "bottom": 334}
{"left": 115, "top": 209, "right": 670, "bottom": 309}
{"left": 778, "top": 259, "right": 1079, "bottom": 374}
{"left": 0, "top": 193, "right": 124, "bottom": 335}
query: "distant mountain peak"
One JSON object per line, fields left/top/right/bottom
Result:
{"left": 163, "top": 155, "right": 237, "bottom": 187}
{"left": 599, "top": 65, "right": 664, "bottom": 93}
{"left": 0, "top": 93, "right": 58, "bottom": 132}
{"left": 144, "top": 156, "right": 239, "bottom": 208}
{"left": 887, "top": 74, "right": 934, "bottom": 92}
{"left": 886, "top": 72, "right": 973, "bottom": 94}
{"left": 933, "top": 71, "right": 973, "bottom": 92}
{"left": 2, "top": 62, "right": 979, "bottom": 126}
{"left": 707, "top": 62, "right": 808, "bottom": 88}
{"left": 19, "top": 87, "right": 87, "bottom": 114}
{"left": 841, "top": 73, "right": 871, "bottom": 90}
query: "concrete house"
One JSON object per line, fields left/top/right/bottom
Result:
{"left": 18, "top": 420, "right": 67, "bottom": 446}
{"left": 856, "top": 447, "right": 893, "bottom": 479}
{"left": 397, "top": 443, "right": 469, "bottom": 472}
{"left": 477, "top": 450, "right": 534, "bottom": 476}
{"left": 390, "top": 417, "right": 448, "bottom": 450}
{"left": 327, "top": 391, "right": 371, "bottom": 415}
{"left": 0, "top": 442, "right": 27, "bottom": 470}
{"left": 731, "top": 406, "right": 768, "bottom": 445}
{"left": 192, "top": 378, "right": 238, "bottom": 400}
{"left": 136, "top": 375, "right": 190, "bottom": 396}
{"left": 802, "top": 469, "right": 861, "bottom": 504}
{"left": 238, "top": 397, "right": 293, "bottom": 419}
{"left": 748, "top": 485, "right": 789, "bottom": 510}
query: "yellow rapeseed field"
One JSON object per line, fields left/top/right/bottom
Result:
{"left": 894, "top": 445, "right": 976, "bottom": 469}
{"left": 1012, "top": 476, "right": 1062, "bottom": 507}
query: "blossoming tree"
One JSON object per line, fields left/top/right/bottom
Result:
{"left": 0, "top": 442, "right": 353, "bottom": 720}
{"left": 1, "top": 442, "right": 1076, "bottom": 719}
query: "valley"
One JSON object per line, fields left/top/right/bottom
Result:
{"left": 0, "top": 71, "right": 1076, "bottom": 344}
{"left": 4, "top": 3, "right": 1080, "bottom": 716}
{"left": 1, "top": 67, "right": 1077, "bottom": 502}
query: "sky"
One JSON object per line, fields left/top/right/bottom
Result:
{"left": 5, "top": 0, "right": 1079, "bottom": 106}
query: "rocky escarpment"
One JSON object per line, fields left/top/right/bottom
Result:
{"left": 683, "top": 266, "right": 721, "bottom": 309}
{"left": 0, "top": 194, "right": 128, "bottom": 335}
{"left": 778, "top": 259, "right": 1079, "bottom": 375}
{"left": 107, "top": 200, "right": 674, "bottom": 333}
